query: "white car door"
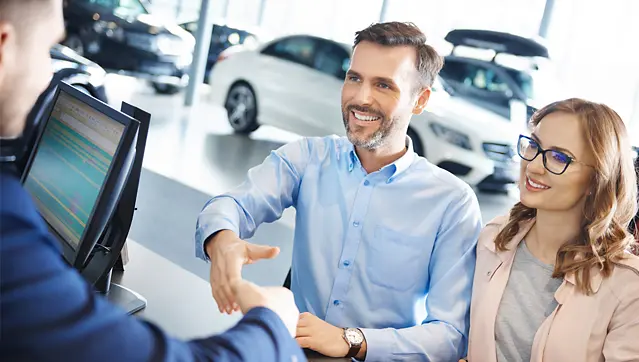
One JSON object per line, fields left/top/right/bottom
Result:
{"left": 302, "top": 39, "right": 351, "bottom": 137}
{"left": 249, "top": 36, "right": 323, "bottom": 135}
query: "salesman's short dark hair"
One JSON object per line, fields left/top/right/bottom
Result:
{"left": 354, "top": 22, "right": 444, "bottom": 91}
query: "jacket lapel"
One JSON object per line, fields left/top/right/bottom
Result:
{"left": 480, "top": 219, "right": 535, "bottom": 362}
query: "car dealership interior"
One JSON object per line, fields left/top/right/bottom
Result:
{"left": 3, "top": 0, "right": 639, "bottom": 361}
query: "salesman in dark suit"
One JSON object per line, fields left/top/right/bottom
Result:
{"left": 0, "top": 0, "right": 306, "bottom": 361}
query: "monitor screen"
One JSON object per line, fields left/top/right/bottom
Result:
{"left": 24, "top": 91, "right": 125, "bottom": 249}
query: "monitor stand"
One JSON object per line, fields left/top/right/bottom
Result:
{"left": 95, "top": 268, "right": 147, "bottom": 315}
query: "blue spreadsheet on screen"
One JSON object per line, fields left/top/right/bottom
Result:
{"left": 23, "top": 91, "right": 125, "bottom": 248}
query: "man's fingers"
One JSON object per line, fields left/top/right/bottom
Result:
{"left": 246, "top": 243, "right": 280, "bottom": 261}
{"left": 295, "top": 325, "right": 310, "bottom": 338}
{"left": 214, "top": 286, "right": 232, "bottom": 313}
{"left": 295, "top": 336, "right": 313, "bottom": 349}
{"left": 221, "top": 282, "right": 236, "bottom": 314}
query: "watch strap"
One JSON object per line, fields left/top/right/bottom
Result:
{"left": 344, "top": 328, "right": 363, "bottom": 358}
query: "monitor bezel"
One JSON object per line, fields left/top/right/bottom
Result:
{"left": 21, "top": 82, "right": 139, "bottom": 267}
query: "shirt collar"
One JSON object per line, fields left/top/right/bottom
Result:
{"left": 346, "top": 136, "right": 415, "bottom": 182}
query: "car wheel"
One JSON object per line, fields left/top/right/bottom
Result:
{"left": 152, "top": 82, "right": 181, "bottom": 95}
{"left": 63, "top": 34, "right": 84, "bottom": 57}
{"left": 225, "top": 82, "right": 259, "bottom": 134}
{"left": 407, "top": 127, "right": 425, "bottom": 157}
{"left": 72, "top": 84, "right": 92, "bottom": 96}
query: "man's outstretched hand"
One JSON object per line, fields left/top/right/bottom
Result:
{"left": 232, "top": 280, "right": 300, "bottom": 337}
{"left": 205, "top": 230, "right": 280, "bottom": 314}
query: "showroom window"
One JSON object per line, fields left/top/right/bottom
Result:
{"left": 262, "top": 36, "right": 317, "bottom": 67}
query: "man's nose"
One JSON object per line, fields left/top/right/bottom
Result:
{"left": 353, "top": 83, "right": 374, "bottom": 105}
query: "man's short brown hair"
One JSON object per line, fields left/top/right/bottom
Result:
{"left": 354, "top": 22, "right": 443, "bottom": 92}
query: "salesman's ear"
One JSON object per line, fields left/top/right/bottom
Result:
{"left": 0, "top": 22, "right": 16, "bottom": 86}
{"left": 412, "top": 87, "right": 431, "bottom": 115}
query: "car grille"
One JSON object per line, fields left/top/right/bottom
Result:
{"left": 483, "top": 143, "right": 516, "bottom": 163}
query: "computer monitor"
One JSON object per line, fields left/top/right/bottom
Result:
{"left": 21, "top": 82, "right": 139, "bottom": 270}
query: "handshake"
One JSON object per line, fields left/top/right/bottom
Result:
{"left": 211, "top": 230, "right": 299, "bottom": 337}
{"left": 231, "top": 279, "right": 299, "bottom": 337}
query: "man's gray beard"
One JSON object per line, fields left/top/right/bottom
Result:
{"left": 346, "top": 126, "right": 386, "bottom": 150}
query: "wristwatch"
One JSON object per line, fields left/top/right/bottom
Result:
{"left": 342, "top": 327, "right": 365, "bottom": 358}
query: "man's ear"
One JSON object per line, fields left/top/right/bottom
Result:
{"left": 0, "top": 23, "right": 17, "bottom": 86}
{"left": 412, "top": 87, "right": 431, "bottom": 115}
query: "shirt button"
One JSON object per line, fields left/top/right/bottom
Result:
{"left": 333, "top": 300, "right": 341, "bottom": 306}
{"left": 352, "top": 221, "right": 360, "bottom": 227}
{"left": 363, "top": 180, "right": 370, "bottom": 186}
{"left": 343, "top": 260, "right": 351, "bottom": 267}
{"left": 487, "top": 271, "right": 492, "bottom": 276}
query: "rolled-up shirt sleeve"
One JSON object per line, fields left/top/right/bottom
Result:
{"left": 195, "top": 138, "right": 312, "bottom": 260}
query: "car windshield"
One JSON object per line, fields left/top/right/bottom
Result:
{"left": 501, "top": 64, "right": 561, "bottom": 101}
{"left": 113, "top": 0, "right": 148, "bottom": 17}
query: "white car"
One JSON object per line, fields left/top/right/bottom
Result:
{"left": 207, "top": 34, "right": 523, "bottom": 191}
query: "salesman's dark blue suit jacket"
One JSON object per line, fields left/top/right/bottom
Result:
{"left": 0, "top": 168, "right": 306, "bottom": 362}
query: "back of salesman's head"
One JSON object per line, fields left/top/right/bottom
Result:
{"left": 0, "top": 0, "right": 64, "bottom": 138}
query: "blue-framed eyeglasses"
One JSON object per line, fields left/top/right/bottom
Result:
{"left": 517, "top": 135, "right": 589, "bottom": 175}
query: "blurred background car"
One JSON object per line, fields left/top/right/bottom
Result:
{"left": 50, "top": 44, "right": 109, "bottom": 103}
{"left": 61, "top": 0, "right": 195, "bottom": 95}
{"left": 439, "top": 29, "right": 561, "bottom": 122}
{"left": 206, "top": 34, "right": 523, "bottom": 192}
{"left": 179, "top": 20, "right": 259, "bottom": 84}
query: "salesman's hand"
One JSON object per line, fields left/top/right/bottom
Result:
{"left": 205, "top": 230, "right": 280, "bottom": 314}
{"left": 232, "top": 279, "right": 299, "bottom": 337}
{"left": 295, "top": 312, "right": 350, "bottom": 358}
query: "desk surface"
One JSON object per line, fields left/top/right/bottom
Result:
{"left": 112, "top": 241, "right": 347, "bottom": 362}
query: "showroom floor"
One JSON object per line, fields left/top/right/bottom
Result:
{"left": 103, "top": 74, "right": 519, "bottom": 288}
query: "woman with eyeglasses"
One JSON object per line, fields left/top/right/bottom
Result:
{"left": 465, "top": 98, "right": 639, "bottom": 362}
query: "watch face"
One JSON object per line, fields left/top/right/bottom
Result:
{"left": 345, "top": 328, "right": 364, "bottom": 345}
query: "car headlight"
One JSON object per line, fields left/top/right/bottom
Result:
{"left": 429, "top": 122, "right": 472, "bottom": 150}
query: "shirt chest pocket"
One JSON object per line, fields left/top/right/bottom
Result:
{"left": 365, "top": 226, "right": 426, "bottom": 292}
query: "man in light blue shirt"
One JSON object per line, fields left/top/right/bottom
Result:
{"left": 196, "top": 22, "right": 482, "bottom": 362}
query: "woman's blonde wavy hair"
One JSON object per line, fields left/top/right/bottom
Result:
{"left": 494, "top": 98, "right": 639, "bottom": 295}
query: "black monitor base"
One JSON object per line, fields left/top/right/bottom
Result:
{"left": 106, "top": 283, "right": 147, "bottom": 315}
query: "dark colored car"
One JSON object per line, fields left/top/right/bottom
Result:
{"left": 439, "top": 29, "right": 556, "bottom": 122}
{"left": 61, "top": 0, "right": 195, "bottom": 94}
{"left": 51, "top": 44, "right": 108, "bottom": 103}
{"left": 179, "top": 21, "right": 258, "bottom": 83}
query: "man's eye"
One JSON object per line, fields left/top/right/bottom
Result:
{"left": 347, "top": 76, "right": 359, "bottom": 82}
{"left": 377, "top": 83, "right": 390, "bottom": 89}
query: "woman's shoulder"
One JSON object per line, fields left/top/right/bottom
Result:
{"left": 477, "top": 215, "right": 510, "bottom": 249}
{"left": 612, "top": 253, "right": 639, "bottom": 280}
{"left": 605, "top": 253, "right": 639, "bottom": 299}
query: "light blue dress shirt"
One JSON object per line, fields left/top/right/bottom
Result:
{"left": 196, "top": 136, "right": 482, "bottom": 362}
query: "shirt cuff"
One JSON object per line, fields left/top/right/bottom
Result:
{"left": 360, "top": 328, "right": 395, "bottom": 362}
{"left": 194, "top": 218, "right": 240, "bottom": 261}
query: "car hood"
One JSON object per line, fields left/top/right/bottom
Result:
{"left": 420, "top": 95, "right": 525, "bottom": 144}
{"left": 51, "top": 44, "right": 99, "bottom": 69}
{"left": 115, "top": 13, "right": 194, "bottom": 45}
{"left": 50, "top": 44, "right": 106, "bottom": 85}
{"left": 445, "top": 29, "right": 550, "bottom": 58}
